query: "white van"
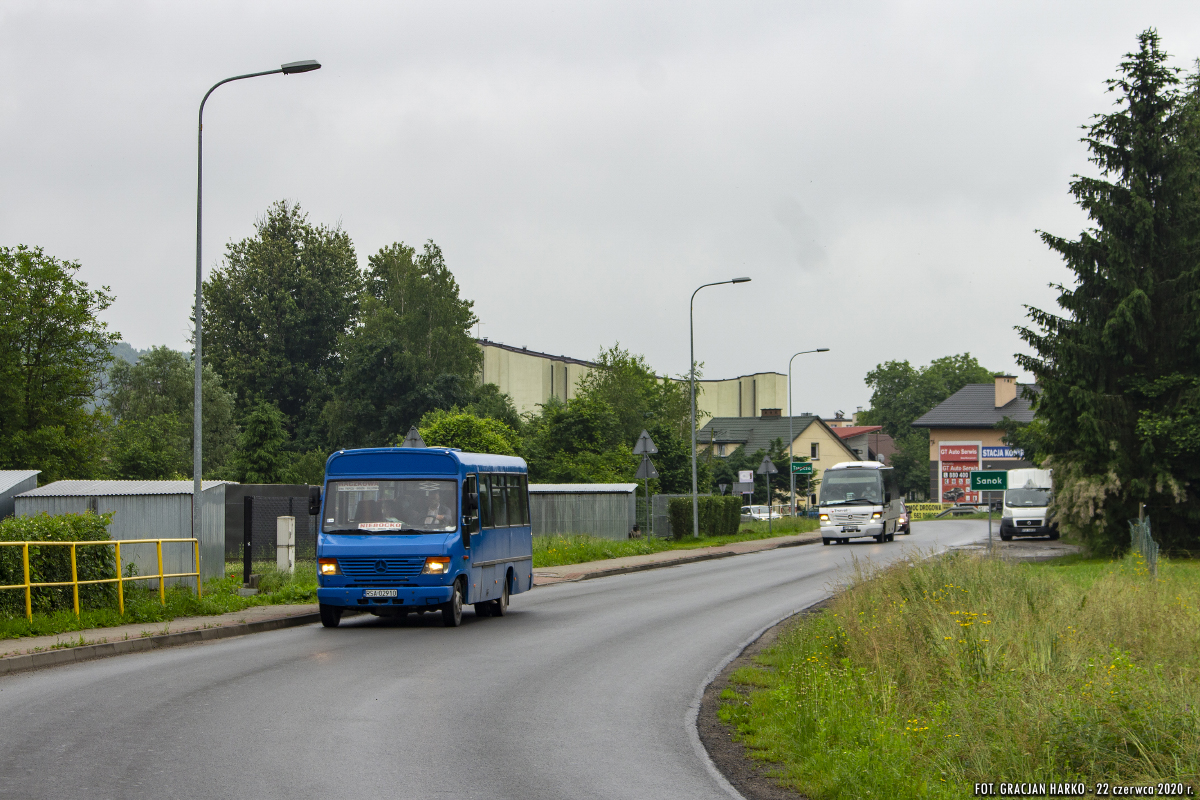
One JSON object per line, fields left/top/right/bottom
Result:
{"left": 818, "top": 462, "right": 902, "bottom": 545}
{"left": 999, "top": 468, "right": 1057, "bottom": 541}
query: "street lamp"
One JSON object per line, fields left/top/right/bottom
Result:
{"left": 788, "top": 348, "right": 830, "bottom": 516}
{"left": 193, "top": 60, "right": 321, "bottom": 543}
{"left": 690, "top": 277, "right": 751, "bottom": 538}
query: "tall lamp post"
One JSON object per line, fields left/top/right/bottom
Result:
{"left": 193, "top": 60, "right": 321, "bottom": 542}
{"left": 690, "top": 277, "right": 751, "bottom": 538}
{"left": 788, "top": 348, "right": 829, "bottom": 515}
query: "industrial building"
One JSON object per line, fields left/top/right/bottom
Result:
{"left": 477, "top": 339, "right": 788, "bottom": 419}
{"left": 528, "top": 483, "right": 638, "bottom": 541}
{"left": 0, "top": 471, "right": 39, "bottom": 520}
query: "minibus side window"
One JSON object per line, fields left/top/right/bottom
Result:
{"left": 463, "top": 475, "right": 479, "bottom": 535}
{"left": 490, "top": 473, "right": 508, "bottom": 527}
{"left": 506, "top": 475, "right": 523, "bottom": 527}
{"left": 518, "top": 475, "right": 530, "bottom": 525}
{"left": 478, "top": 474, "right": 493, "bottom": 528}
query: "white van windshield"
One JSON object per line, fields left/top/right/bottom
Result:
{"left": 1005, "top": 488, "right": 1050, "bottom": 508}
{"left": 324, "top": 480, "right": 458, "bottom": 533}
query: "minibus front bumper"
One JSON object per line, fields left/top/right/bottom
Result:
{"left": 820, "top": 522, "right": 884, "bottom": 539}
{"left": 317, "top": 585, "right": 454, "bottom": 609}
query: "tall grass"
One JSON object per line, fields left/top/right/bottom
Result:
{"left": 719, "top": 552, "right": 1200, "bottom": 798}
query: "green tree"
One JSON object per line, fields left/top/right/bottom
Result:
{"left": 0, "top": 245, "right": 117, "bottom": 481}
{"left": 105, "top": 346, "right": 238, "bottom": 478}
{"left": 522, "top": 395, "right": 637, "bottom": 483}
{"left": 229, "top": 402, "right": 289, "bottom": 484}
{"left": 1018, "top": 31, "right": 1200, "bottom": 553}
{"left": 858, "top": 354, "right": 994, "bottom": 497}
{"left": 202, "top": 201, "right": 361, "bottom": 447}
{"left": 574, "top": 344, "right": 692, "bottom": 441}
{"left": 418, "top": 409, "right": 520, "bottom": 455}
{"left": 324, "top": 241, "right": 481, "bottom": 448}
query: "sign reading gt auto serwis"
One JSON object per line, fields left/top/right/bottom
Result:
{"left": 970, "top": 470, "right": 1008, "bottom": 491}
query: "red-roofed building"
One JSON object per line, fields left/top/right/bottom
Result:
{"left": 833, "top": 426, "right": 896, "bottom": 464}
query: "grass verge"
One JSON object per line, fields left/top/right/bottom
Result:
{"left": 718, "top": 551, "right": 1200, "bottom": 797}
{"left": 0, "top": 561, "right": 317, "bottom": 642}
{"left": 533, "top": 517, "right": 818, "bottom": 568}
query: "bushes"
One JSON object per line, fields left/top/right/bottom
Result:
{"left": 0, "top": 512, "right": 116, "bottom": 617}
{"left": 668, "top": 496, "right": 741, "bottom": 539}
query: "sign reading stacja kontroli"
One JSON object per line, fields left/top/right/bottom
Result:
{"left": 970, "top": 471, "right": 1008, "bottom": 491}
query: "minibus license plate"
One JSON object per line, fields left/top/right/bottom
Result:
{"left": 841, "top": 526, "right": 859, "bottom": 533}
{"left": 364, "top": 589, "right": 398, "bottom": 598}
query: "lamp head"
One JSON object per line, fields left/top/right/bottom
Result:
{"left": 817, "top": 348, "right": 830, "bottom": 352}
{"left": 731, "top": 277, "right": 751, "bottom": 284}
{"left": 281, "top": 60, "right": 322, "bottom": 74}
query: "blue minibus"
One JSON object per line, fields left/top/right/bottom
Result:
{"left": 310, "top": 447, "right": 533, "bottom": 627}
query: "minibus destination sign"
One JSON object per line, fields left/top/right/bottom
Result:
{"left": 969, "top": 470, "right": 1008, "bottom": 491}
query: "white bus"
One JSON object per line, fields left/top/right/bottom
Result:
{"left": 818, "top": 462, "right": 903, "bottom": 545}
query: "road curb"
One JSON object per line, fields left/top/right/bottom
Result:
{"left": 0, "top": 612, "right": 325, "bottom": 676}
{"left": 535, "top": 535, "right": 818, "bottom": 585}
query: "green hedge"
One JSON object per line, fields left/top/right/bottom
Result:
{"left": 667, "top": 496, "right": 741, "bottom": 539}
{"left": 0, "top": 512, "right": 116, "bottom": 617}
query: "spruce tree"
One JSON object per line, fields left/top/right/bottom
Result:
{"left": 1018, "top": 30, "right": 1200, "bottom": 553}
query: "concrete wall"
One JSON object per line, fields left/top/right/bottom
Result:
{"left": 15, "top": 486, "right": 225, "bottom": 583}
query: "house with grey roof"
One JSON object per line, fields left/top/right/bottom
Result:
{"left": 911, "top": 375, "right": 1038, "bottom": 502}
{"left": 696, "top": 410, "right": 858, "bottom": 466}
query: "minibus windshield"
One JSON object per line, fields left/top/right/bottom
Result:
{"left": 324, "top": 480, "right": 458, "bottom": 533}
{"left": 820, "top": 471, "right": 884, "bottom": 506}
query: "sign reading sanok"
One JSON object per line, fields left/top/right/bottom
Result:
{"left": 969, "top": 470, "right": 1008, "bottom": 491}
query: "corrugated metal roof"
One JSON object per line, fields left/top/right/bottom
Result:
{"left": 0, "top": 471, "right": 40, "bottom": 494}
{"left": 18, "top": 480, "right": 235, "bottom": 498}
{"left": 832, "top": 426, "right": 883, "bottom": 439}
{"left": 529, "top": 483, "right": 638, "bottom": 494}
{"left": 911, "top": 384, "right": 1039, "bottom": 428}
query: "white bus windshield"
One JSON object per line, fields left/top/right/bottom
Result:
{"left": 820, "top": 471, "right": 884, "bottom": 506}
{"left": 324, "top": 480, "right": 458, "bottom": 533}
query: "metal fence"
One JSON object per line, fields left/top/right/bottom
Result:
{"left": 243, "top": 497, "right": 316, "bottom": 562}
{"left": 1129, "top": 517, "right": 1159, "bottom": 576}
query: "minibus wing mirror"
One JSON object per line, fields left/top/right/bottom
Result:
{"left": 308, "top": 486, "right": 322, "bottom": 517}
{"left": 465, "top": 491, "right": 479, "bottom": 511}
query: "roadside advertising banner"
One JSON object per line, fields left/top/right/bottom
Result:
{"left": 939, "top": 444, "right": 980, "bottom": 504}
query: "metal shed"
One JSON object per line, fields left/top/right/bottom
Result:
{"left": 0, "top": 471, "right": 39, "bottom": 520}
{"left": 529, "top": 484, "right": 637, "bottom": 541}
{"left": 15, "top": 480, "right": 228, "bottom": 582}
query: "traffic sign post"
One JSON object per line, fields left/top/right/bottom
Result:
{"left": 634, "top": 432, "right": 659, "bottom": 536}
{"left": 970, "top": 470, "right": 1008, "bottom": 549}
{"left": 757, "top": 456, "right": 779, "bottom": 534}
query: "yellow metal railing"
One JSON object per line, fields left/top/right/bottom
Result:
{"left": 0, "top": 538, "right": 201, "bottom": 621}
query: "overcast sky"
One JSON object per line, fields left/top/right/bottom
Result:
{"left": 4, "top": 1, "right": 1199, "bottom": 416}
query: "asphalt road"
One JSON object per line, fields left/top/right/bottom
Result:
{"left": 0, "top": 520, "right": 987, "bottom": 800}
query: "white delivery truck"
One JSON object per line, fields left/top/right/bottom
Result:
{"left": 999, "top": 468, "right": 1057, "bottom": 541}
{"left": 818, "top": 461, "right": 903, "bottom": 545}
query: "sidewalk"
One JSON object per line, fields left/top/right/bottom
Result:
{"left": 0, "top": 530, "right": 822, "bottom": 673}
{"left": 0, "top": 603, "right": 319, "bottom": 674}
{"left": 532, "top": 530, "right": 821, "bottom": 585}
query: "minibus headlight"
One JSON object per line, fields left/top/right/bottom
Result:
{"left": 818, "top": 513, "right": 829, "bottom": 522}
{"left": 318, "top": 558, "right": 341, "bottom": 576}
{"left": 422, "top": 557, "right": 452, "bottom": 575}
{"left": 872, "top": 512, "right": 882, "bottom": 519}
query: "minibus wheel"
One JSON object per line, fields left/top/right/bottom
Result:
{"left": 319, "top": 604, "right": 342, "bottom": 628}
{"left": 492, "top": 577, "right": 510, "bottom": 617}
{"left": 442, "top": 581, "right": 464, "bottom": 627}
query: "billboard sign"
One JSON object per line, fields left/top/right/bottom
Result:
{"left": 939, "top": 444, "right": 980, "bottom": 504}
{"left": 738, "top": 470, "right": 754, "bottom": 483}
{"left": 981, "top": 446, "right": 1024, "bottom": 460}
